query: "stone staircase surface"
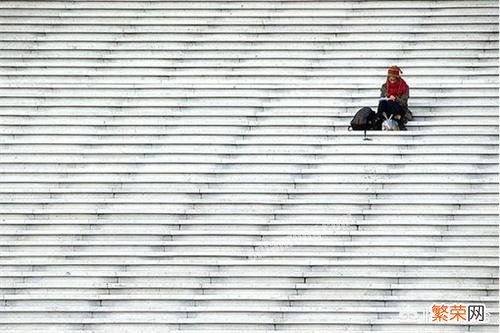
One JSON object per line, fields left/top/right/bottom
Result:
{"left": 0, "top": 0, "right": 498, "bottom": 332}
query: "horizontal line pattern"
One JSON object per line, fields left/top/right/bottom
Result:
{"left": 0, "top": 1, "right": 498, "bottom": 332}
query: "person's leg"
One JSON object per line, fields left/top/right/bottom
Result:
{"left": 386, "top": 101, "right": 406, "bottom": 130}
{"left": 379, "top": 100, "right": 406, "bottom": 130}
{"left": 377, "top": 99, "right": 393, "bottom": 119}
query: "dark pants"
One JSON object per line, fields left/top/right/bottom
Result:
{"left": 377, "top": 99, "right": 406, "bottom": 129}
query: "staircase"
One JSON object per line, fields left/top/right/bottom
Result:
{"left": 0, "top": 0, "right": 498, "bottom": 332}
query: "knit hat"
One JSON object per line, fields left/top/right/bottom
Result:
{"left": 387, "top": 65, "right": 403, "bottom": 77}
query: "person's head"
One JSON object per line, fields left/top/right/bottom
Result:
{"left": 388, "top": 75, "right": 398, "bottom": 83}
{"left": 387, "top": 65, "right": 403, "bottom": 83}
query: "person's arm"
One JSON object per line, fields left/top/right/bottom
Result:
{"left": 380, "top": 84, "right": 386, "bottom": 98}
{"left": 395, "top": 87, "right": 409, "bottom": 108}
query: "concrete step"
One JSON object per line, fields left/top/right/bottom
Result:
{"left": 0, "top": 85, "right": 497, "bottom": 96}
{"left": 0, "top": 204, "right": 497, "bottom": 213}
{"left": 0, "top": 14, "right": 497, "bottom": 24}
{"left": 0, "top": 57, "right": 496, "bottom": 67}
{"left": 2, "top": 23, "right": 496, "bottom": 35}
{"left": 2, "top": 257, "right": 500, "bottom": 266}
{"left": 3, "top": 76, "right": 497, "bottom": 85}
{"left": 1, "top": 155, "right": 497, "bottom": 165}
{"left": 0, "top": 63, "right": 498, "bottom": 76}
{"left": 0, "top": 269, "right": 496, "bottom": 279}
{"left": 1, "top": 40, "right": 498, "bottom": 53}
{"left": 1, "top": 217, "right": 497, "bottom": 225}
{"left": 1, "top": 82, "right": 497, "bottom": 92}
{"left": 1, "top": 242, "right": 497, "bottom": 252}
{"left": 0, "top": 144, "right": 497, "bottom": 154}
{"left": 0, "top": 224, "right": 497, "bottom": 234}
{"left": 0, "top": 135, "right": 498, "bottom": 145}
{"left": 1, "top": 281, "right": 497, "bottom": 290}
{"left": 0, "top": 189, "right": 497, "bottom": 197}
{"left": 0, "top": 305, "right": 497, "bottom": 315}
{"left": 1, "top": 163, "right": 497, "bottom": 174}
{"left": 0, "top": 276, "right": 496, "bottom": 287}
{"left": 1, "top": 33, "right": 497, "bottom": 44}
{"left": 0, "top": 73, "right": 498, "bottom": 84}
{"left": 3, "top": 116, "right": 496, "bottom": 123}
{"left": 0, "top": 96, "right": 498, "bottom": 107}
{"left": 1, "top": 174, "right": 497, "bottom": 184}
{"left": 0, "top": 183, "right": 497, "bottom": 192}
{"left": 0, "top": 0, "right": 495, "bottom": 8}
{"left": 0, "top": 198, "right": 496, "bottom": 208}
{"left": 0, "top": 0, "right": 497, "bottom": 330}
{"left": 1, "top": 6, "right": 496, "bottom": 16}
{"left": 1, "top": 228, "right": 497, "bottom": 236}
{"left": 0, "top": 49, "right": 497, "bottom": 59}
{"left": 0, "top": 0, "right": 496, "bottom": 9}
{"left": 0, "top": 109, "right": 498, "bottom": 118}
{"left": 0, "top": 237, "right": 497, "bottom": 249}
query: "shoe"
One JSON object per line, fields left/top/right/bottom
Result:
{"left": 396, "top": 120, "right": 407, "bottom": 131}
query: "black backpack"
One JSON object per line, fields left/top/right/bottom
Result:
{"left": 348, "top": 107, "right": 382, "bottom": 131}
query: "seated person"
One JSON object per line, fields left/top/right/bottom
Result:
{"left": 377, "top": 65, "right": 411, "bottom": 131}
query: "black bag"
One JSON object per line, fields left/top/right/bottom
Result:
{"left": 348, "top": 107, "right": 381, "bottom": 131}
